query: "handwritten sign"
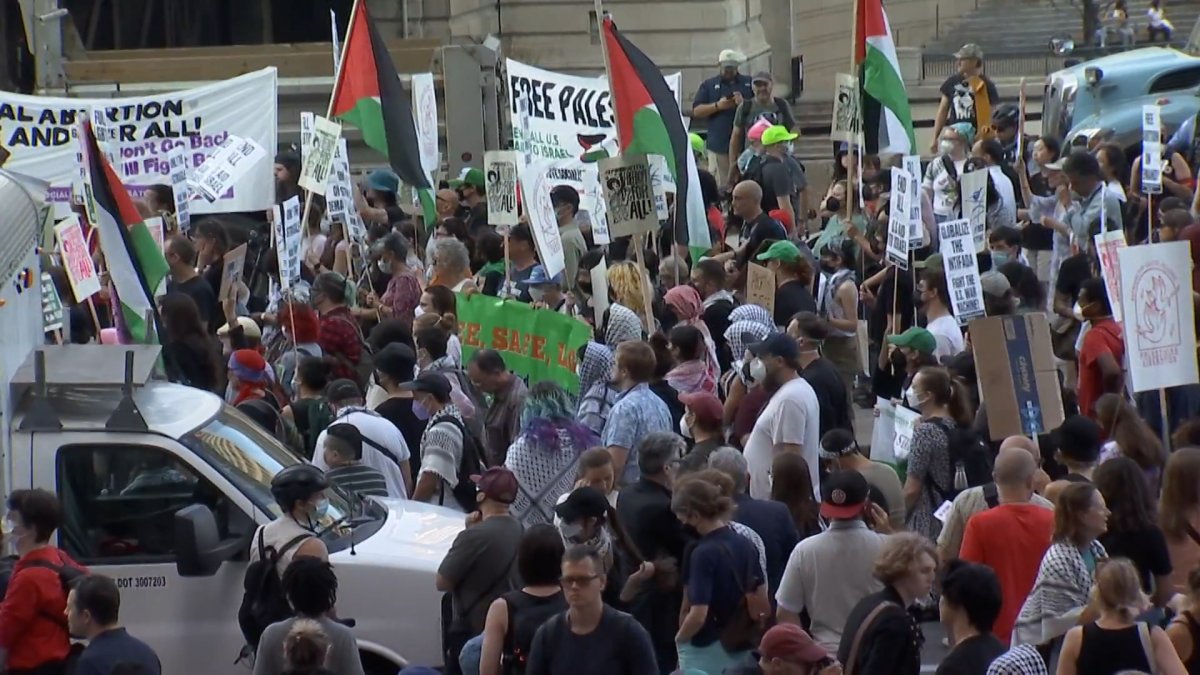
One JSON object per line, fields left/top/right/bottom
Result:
{"left": 520, "top": 165, "right": 566, "bottom": 278}
{"left": 190, "top": 135, "right": 267, "bottom": 202}
{"left": 326, "top": 138, "right": 354, "bottom": 225}
{"left": 53, "top": 214, "right": 101, "bottom": 301}
{"left": 962, "top": 169, "right": 988, "bottom": 253}
{"left": 599, "top": 154, "right": 657, "bottom": 239}
{"left": 1141, "top": 105, "right": 1163, "bottom": 195}
{"left": 1117, "top": 242, "right": 1197, "bottom": 392}
{"left": 41, "top": 272, "right": 64, "bottom": 333}
{"left": 938, "top": 218, "right": 985, "bottom": 325}
{"left": 830, "top": 73, "right": 861, "bottom": 144}
{"left": 1094, "top": 230, "right": 1127, "bottom": 323}
{"left": 746, "top": 263, "right": 776, "bottom": 318}
{"left": 219, "top": 243, "right": 248, "bottom": 302}
{"left": 484, "top": 150, "right": 520, "bottom": 228}
{"left": 886, "top": 168, "right": 912, "bottom": 269}
{"left": 298, "top": 115, "right": 342, "bottom": 195}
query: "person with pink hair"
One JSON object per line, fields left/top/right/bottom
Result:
{"left": 734, "top": 118, "right": 774, "bottom": 181}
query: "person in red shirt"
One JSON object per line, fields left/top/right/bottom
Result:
{"left": 959, "top": 446, "right": 1056, "bottom": 645}
{"left": 0, "top": 489, "right": 87, "bottom": 675}
{"left": 1075, "top": 278, "right": 1124, "bottom": 420}
{"left": 312, "top": 271, "right": 363, "bottom": 382}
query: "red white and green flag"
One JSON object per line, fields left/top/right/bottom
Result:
{"left": 855, "top": 0, "right": 916, "bottom": 155}
{"left": 331, "top": 0, "right": 435, "bottom": 224}
{"left": 601, "top": 16, "right": 711, "bottom": 260}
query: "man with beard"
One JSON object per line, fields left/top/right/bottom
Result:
{"left": 741, "top": 333, "right": 821, "bottom": 500}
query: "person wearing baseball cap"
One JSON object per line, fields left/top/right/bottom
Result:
{"left": 757, "top": 125, "right": 802, "bottom": 228}
{"left": 449, "top": 167, "right": 487, "bottom": 228}
{"left": 678, "top": 391, "right": 725, "bottom": 460}
{"left": 399, "top": 372, "right": 473, "bottom": 508}
{"left": 819, "top": 428, "right": 904, "bottom": 529}
{"left": 756, "top": 624, "right": 835, "bottom": 674}
{"left": 980, "top": 270, "right": 1017, "bottom": 317}
{"left": 693, "top": 48, "right": 753, "bottom": 184}
{"left": 932, "top": 42, "right": 1000, "bottom": 155}
{"left": 549, "top": 184, "right": 587, "bottom": 295}
{"left": 742, "top": 333, "right": 821, "bottom": 500}
{"left": 757, "top": 240, "right": 818, "bottom": 327}
{"left": 728, "top": 70, "right": 796, "bottom": 184}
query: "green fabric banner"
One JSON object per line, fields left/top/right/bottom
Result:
{"left": 455, "top": 293, "right": 592, "bottom": 393}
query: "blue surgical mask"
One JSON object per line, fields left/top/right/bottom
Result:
{"left": 413, "top": 399, "right": 430, "bottom": 420}
{"left": 312, "top": 498, "right": 330, "bottom": 520}
{"left": 991, "top": 251, "right": 1010, "bottom": 267}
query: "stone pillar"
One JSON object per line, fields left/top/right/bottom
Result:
{"left": 760, "top": 0, "right": 793, "bottom": 96}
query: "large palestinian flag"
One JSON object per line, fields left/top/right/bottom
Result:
{"left": 82, "top": 118, "right": 168, "bottom": 343}
{"left": 601, "top": 17, "right": 711, "bottom": 260}
{"left": 855, "top": 0, "right": 916, "bottom": 154}
{"left": 331, "top": 0, "right": 436, "bottom": 224}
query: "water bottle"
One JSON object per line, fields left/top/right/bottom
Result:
{"left": 953, "top": 462, "right": 968, "bottom": 491}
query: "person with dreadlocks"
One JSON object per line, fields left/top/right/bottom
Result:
{"left": 253, "top": 558, "right": 364, "bottom": 675}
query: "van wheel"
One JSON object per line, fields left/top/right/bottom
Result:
{"left": 360, "top": 651, "right": 402, "bottom": 675}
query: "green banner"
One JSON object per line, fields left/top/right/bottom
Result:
{"left": 455, "top": 293, "right": 592, "bottom": 393}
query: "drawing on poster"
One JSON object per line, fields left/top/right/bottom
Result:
{"left": 1129, "top": 260, "right": 1183, "bottom": 364}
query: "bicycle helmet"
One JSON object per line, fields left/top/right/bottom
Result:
{"left": 991, "top": 103, "right": 1020, "bottom": 130}
{"left": 270, "top": 464, "right": 329, "bottom": 511}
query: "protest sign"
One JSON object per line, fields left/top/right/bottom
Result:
{"left": 326, "top": 138, "right": 354, "bottom": 224}
{"left": 1017, "top": 78, "right": 1026, "bottom": 161}
{"left": 648, "top": 154, "right": 670, "bottom": 221}
{"left": 219, "top": 243, "right": 248, "bottom": 302}
{"left": 276, "top": 196, "right": 303, "bottom": 290}
{"left": 970, "top": 313, "right": 1065, "bottom": 440}
{"left": 300, "top": 112, "right": 314, "bottom": 161}
{"left": 456, "top": 293, "right": 592, "bottom": 393}
{"left": 1094, "top": 230, "right": 1127, "bottom": 323}
{"left": 886, "top": 168, "right": 912, "bottom": 269}
{"left": 411, "top": 73, "right": 440, "bottom": 178}
{"left": 2, "top": 68, "right": 277, "bottom": 217}
{"left": 484, "top": 150, "right": 520, "bottom": 228}
{"left": 938, "top": 218, "right": 985, "bottom": 324}
{"left": 871, "top": 400, "right": 920, "bottom": 466}
{"left": 746, "top": 263, "right": 776, "bottom": 318}
{"left": 190, "top": 134, "right": 267, "bottom": 202}
{"left": 598, "top": 154, "right": 656, "bottom": 239}
{"left": 53, "top": 214, "right": 101, "bottom": 301}
{"left": 167, "top": 145, "right": 191, "bottom": 232}
{"left": 40, "top": 272, "right": 64, "bottom": 333}
{"left": 505, "top": 59, "right": 681, "bottom": 212}
{"left": 330, "top": 9, "right": 342, "bottom": 72}
{"left": 519, "top": 165, "right": 566, "bottom": 278}
{"left": 902, "top": 155, "right": 923, "bottom": 246}
{"left": 590, "top": 257, "right": 609, "bottom": 327}
{"left": 830, "top": 73, "right": 861, "bottom": 144}
{"left": 1117, "top": 242, "right": 1198, "bottom": 392}
{"left": 144, "top": 216, "right": 165, "bottom": 251}
{"left": 961, "top": 169, "right": 988, "bottom": 252}
{"left": 298, "top": 115, "right": 341, "bottom": 195}
{"left": 1141, "top": 105, "right": 1163, "bottom": 194}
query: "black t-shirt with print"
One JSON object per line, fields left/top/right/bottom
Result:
{"left": 939, "top": 73, "right": 1001, "bottom": 127}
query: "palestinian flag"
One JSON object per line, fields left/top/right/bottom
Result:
{"left": 82, "top": 119, "right": 168, "bottom": 343}
{"left": 855, "top": 0, "right": 916, "bottom": 155}
{"left": 601, "top": 17, "right": 711, "bottom": 260}
{"left": 331, "top": 0, "right": 435, "bottom": 224}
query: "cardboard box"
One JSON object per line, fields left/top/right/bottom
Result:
{"left": 969, "top": 313, "right": 1064, "bottom": 441}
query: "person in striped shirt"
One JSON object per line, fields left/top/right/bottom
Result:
{"left": 322, "top": 423, "right": 388, "bottom": 499}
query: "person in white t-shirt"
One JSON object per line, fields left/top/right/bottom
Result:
{"left": 311, "top": 379, "right": 413, "bottom": 499}
{"left": 741, "top": 332, "right": 822, "bottom": 500}
{"left": 912, "top": 260, "right": 965, "bottom": 360}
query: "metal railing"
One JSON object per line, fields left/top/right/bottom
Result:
{"left": 919, "top": 45, "right": 1148, "bottom": 81}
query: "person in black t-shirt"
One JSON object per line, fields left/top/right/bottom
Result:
{"left": 193, "top": 220, "right": 229, "bottom": 309}
{"left": 690, "top": 259, "right": 737, "bottom": 371}
{"left": 931, "top": 43, "right": 1000, "bottom": 155}
{"left": 372, "top": 343, "right": 427, "bottom": 483}
{"left": 722, "top": 181, "right": 787, "bottom": 271}
{"left": 756, "top": 240, "right": 817, "bottom": 328}
{"left": 789, "top": 312, "right": 853, "bottom": 436}
{"left": 937, "top": 560, "right": 1006, "bottom": 675}
{"left": 164, "top": 236, "right": 220, "bottom": 333}
{"left": 1052, "top": 253, "right": 1094, "bottom": 320}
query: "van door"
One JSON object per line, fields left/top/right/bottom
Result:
{"left": 32, "top": 432, "right": 259, "bottom": 671}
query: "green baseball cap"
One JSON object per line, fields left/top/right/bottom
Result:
{"left": 756, "top": 240, "right": 802, "bottom": 263}
{"left": 886, "top": 327, "right": 937, "bottom": 355}
{"left": 689, "top": 132, "right": 705, "bottom": 155}
{"left": 450, "top": 167, "right": 485, "bottom": 189}
{"left": 761, "top": 125, "right": 799, "bottom": 146}
{"left": 915, "top": 253, "right": 944, "bottom": 270}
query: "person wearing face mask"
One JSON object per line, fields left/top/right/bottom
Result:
{"left": 364, "top": 233, "right": 421, "bottom": 328}
{"left": 883, "top": 327, "right": 940, "bottom": 398}
{"left": 0, "top": 490, "right": 87, "bottom": 675}
{"left": 275, "top": 301, "right": 324, "bottom": 400}
{"left": 790, "top": 312, "right": 852, "bottom": 437}
{"left": 282, "top": 356, "right": 335, "bottom": 461}
{"left": 467, "top": 349, "right": 528, "bottom": 467}
{"left": 312, "top": 379, "right": 413, "bottom": 499}
{"left": 311, "top": 272, "right": 363, "bottom": 382}
{"left": 1053, "top": 151, "right": 1123, "bottom": 258}
{"left": 372, "top": 343, "right": 427, "bottom": 481}
{"left": 525, "top": 265, "right": 567, "bottom": 313}
{"left": 736, "top": 119, "right": 774, "bottom": 181}
{"left": 575, "top": 342, "right": 620, "bottom": 435}
{"left": 254, "top": 465, "right": 332, "bottom": 582}
{"left": 815, "top": 238, "right": 861, "bottom": 402}
{"left": 549, "top": 185, "right": 587, "bottom": 293}
{"left": 404, "top": 372, "right": 479, "bottom": 510}
{"left": 1074, "top": 278, "right": 1125, "bottom": 421}
{"left": 923, "top": 123, "right": 972, "bottom": 223}
{"left": 554, "top": 486, "right": 647, "bottom": 610}
{"left": 987, "top": 225, "right": 1026, "bottom": 270}
{"left": 910, "top": 265, "right": 964, "bottom": 360}
{"left": 678, "top": 391, "right": 725, "bottom": 463}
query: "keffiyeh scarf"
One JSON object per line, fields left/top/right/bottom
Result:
{"left": 1012, "top": 540, "right": 1107, "bottom": 646}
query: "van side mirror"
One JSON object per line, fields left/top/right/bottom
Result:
{"left": 175, "top": 505, "right": 245, "bottom": 577}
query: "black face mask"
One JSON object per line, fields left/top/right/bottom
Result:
{"left": 824, "top": 197, "right": 841, "bottom": 213}
{"left": 913, "top": 291, "right": 926, "bottom": 309}
{"left": 889, "top": 349, "right": 908, "bottom": 370}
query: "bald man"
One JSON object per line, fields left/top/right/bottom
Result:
{"left": 936, "top": 436, "right": 1054, "bottom": 561}
{"left": 714, "top": 180, "right": 786, "bottom": 267}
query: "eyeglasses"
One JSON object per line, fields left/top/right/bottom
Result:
{"left": 559, "top": 574, "right": 600, "bottom": 587}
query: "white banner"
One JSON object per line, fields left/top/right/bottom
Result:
{"left": 871, "top": 398, "right": 920, "bottom": 464}
{"left": 505, "top": 59, "right": 681, "bottom": 213}
{"left": 1094, "top": 230, "right": 1127, "bottom": 323}
{"left": 519, "top": 165, "right": 566, "bottom": 279}
{"left": 412, "top": 72, "right": 440, "bottom": 180}
{"left": 962, "top": 169, "right": 988, "bottom": 253}
{"left": 1, "top": 68, "right": 277, "bottom": 217}
{"left": 902, "top": 155, "right": 923, "bottom": 246}
{"left": 1142, "top": 105, "right": 1163, "bottom": 195}
{"left": 1117, "top": 242, "right": 1198, "bottom": 392}
{"left": 938, "top": 218, "right": 985, "bottom": 325}
{"left": 886, "top": 168, "right": 912, "bottom": 269}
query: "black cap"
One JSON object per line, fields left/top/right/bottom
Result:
{"left": 553, "top": 486, "right": 610, "bottom": 522}
{"left": 745, "top": 332, "right": 799, "bottom": 361}
{"left": 1055, "top": 415, "right": 1102, "bottom": 463}
{"left": 374, "top": 343, "right": 417, "bottom": 382}
{"left": 398, "top": 371, "right": 453, "bottom": 402}
{"left": 326, "top": 378, "right": 363, "bottom": 403}
{"left": 820, "top": 470, "right": 870, "bottom": 519}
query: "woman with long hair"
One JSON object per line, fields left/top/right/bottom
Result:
{"left": 1160, "top": 447, "right": 1200, "bottom": 596}
{"left": 901, "top": 366, "right": 975, "bottom": 541}
{"left": 607, "top": 261, "right": 652, "bottom": 324}
{"left": 416, "top": 285, "right": 461, "bottom": 365}
{"left": 1013, "top": 482, "right": 1110, "bottom": 648}
{"left": 1166, "top": 567, "right": 1200, "bottom": 673}
{"left": 1056, "top": 558, "right": 1187, "bottom": 675}
{"left": 663, "top": 284, "right": 720, "bottom": 375}
{"left": 770, "top": 453, "right": 822, "bottom": 538}
{"left": 505, "top": 382, "right": 599, "bottom": 526}
{"left": 1095, "top": 457, "right": 1173, "bottom": 607}
{"left": 158, "top": 292, "right": 222, "bottom": 393}
{"left": 1096, "top": 393, "right": 1166, "bottom": 489}
{"left": 665, "top": 325, "right": 717, "bottom": 396}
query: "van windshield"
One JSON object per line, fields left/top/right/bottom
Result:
{"left": 180, "top": 407, "right": 353, "bottom": 521}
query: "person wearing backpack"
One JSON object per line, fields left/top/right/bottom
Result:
{"left": 726, "top": 72, "right": 796, "bottom": 186}
{"left": 282, "top": 356, "right": 335, "bottom": 461}
{"left": 253, "top": 558, "right": 364, "bottom": 675}
{"left": 311, "top": 379, "right": 412, "bottom": 499}
{"left": 436, "top": 467, "right": 523, "bottom": 675}
{"left": 901, "top": 366, "right": 990, "bottom": 541}
{"left": 0, "top": 489, "right": 88, "bottom": 675}
{"left": 404, "top": 372, "right": 484, "bottom": 511}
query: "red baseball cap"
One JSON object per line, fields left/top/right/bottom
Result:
{"left": 758, "top": 624, "right": 828, "bottom": 663}
{"left": 471, "top": 467, "right": 518, "bottom": 504}
{"left": 678, "top": 392, "right": 723, "bottom": 426}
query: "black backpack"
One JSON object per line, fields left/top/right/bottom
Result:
{"left": 501, "top": 591, "right": 567, "bottom": 675}
{"left": 238, "top": 530, "right": 311, "bottom": 648}
{"left": 928, "top": 418, "right": 993, "bottom": 503}
{"left": 432, "top": 415, "right": 484, "bottom": 511}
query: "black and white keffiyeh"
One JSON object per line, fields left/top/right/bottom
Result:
{"left": 986, "top": 644, "right": 1048, "bottom": 675}
{"left": 1012, "top": 540, "right": 1107, "bottom": 646}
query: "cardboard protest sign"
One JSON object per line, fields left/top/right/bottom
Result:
{"left": 53, "top": 214, "right": 101, "bottom": 301}
{"left": 275, "top": 196, "right": 303, "bottom": 290}
{"left": 412, "top": 73, "right": 440, "bottom": 178}
{"left": 1117, "top": 242, "right": 1198, "bottom": 392}
{"left": 298, "top": 115, "right": 341, "bottom": 195}
{"left": 456, "top": 292, "right": 593, "bottom": 393}
{"left": 1094, "top": 230, "right": 1127, "bottom": 323}
{"left": 886, "top": 168, "right": 912, "bottom": 269}
{"left": 484, "top": 150, "right": 520, "bottom": 228}
{"left": 167, "top": 145, "right": 192, "bottom": 233}
{"left": 519, "top": 165, "right": 566, "bottom": 278}
{"left": 746, "top": 263, "right": 776, "bottom": 318}
{"left": 144, "top": 216, "right": 165, "bottom": 251}
{"left": 598, "top": 154, "right": 657, "bottom": 239}
{"left": 190, "top": 135, "right": 267, "bottom": 202}
{"left": 3, "top": 68, "right": 277, "bottom": 217}
{"left": 219, "top": 243, "right": 248, "bottom": 302}
{"left": 648, "top": 154, "right": 671, "bottom": 221}
{"left": 41, "top": 272, "right": 64, "bottom": 333}
{"left": 830, "top": 73, "right": 861, "bottom": 144}
{"left": 902, "top": 155, "right": 923, "bottom": 246}
{"left": 970, "top": 313, "right": 1065, "bottom": 440}
{"left": 505, "top": 59, "right": 681, "bottom": 212}
{"left": 590, "top": 257, "right": 609, "bottom": 327}
{"left": 938, "top": 219, "right": 985, "bottom": 324}
{"left": 1141, "top": 105, "right": 1163, "bottom": 194}
{"left": 961, "top": 169, "right": 988, "bottom": 252}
